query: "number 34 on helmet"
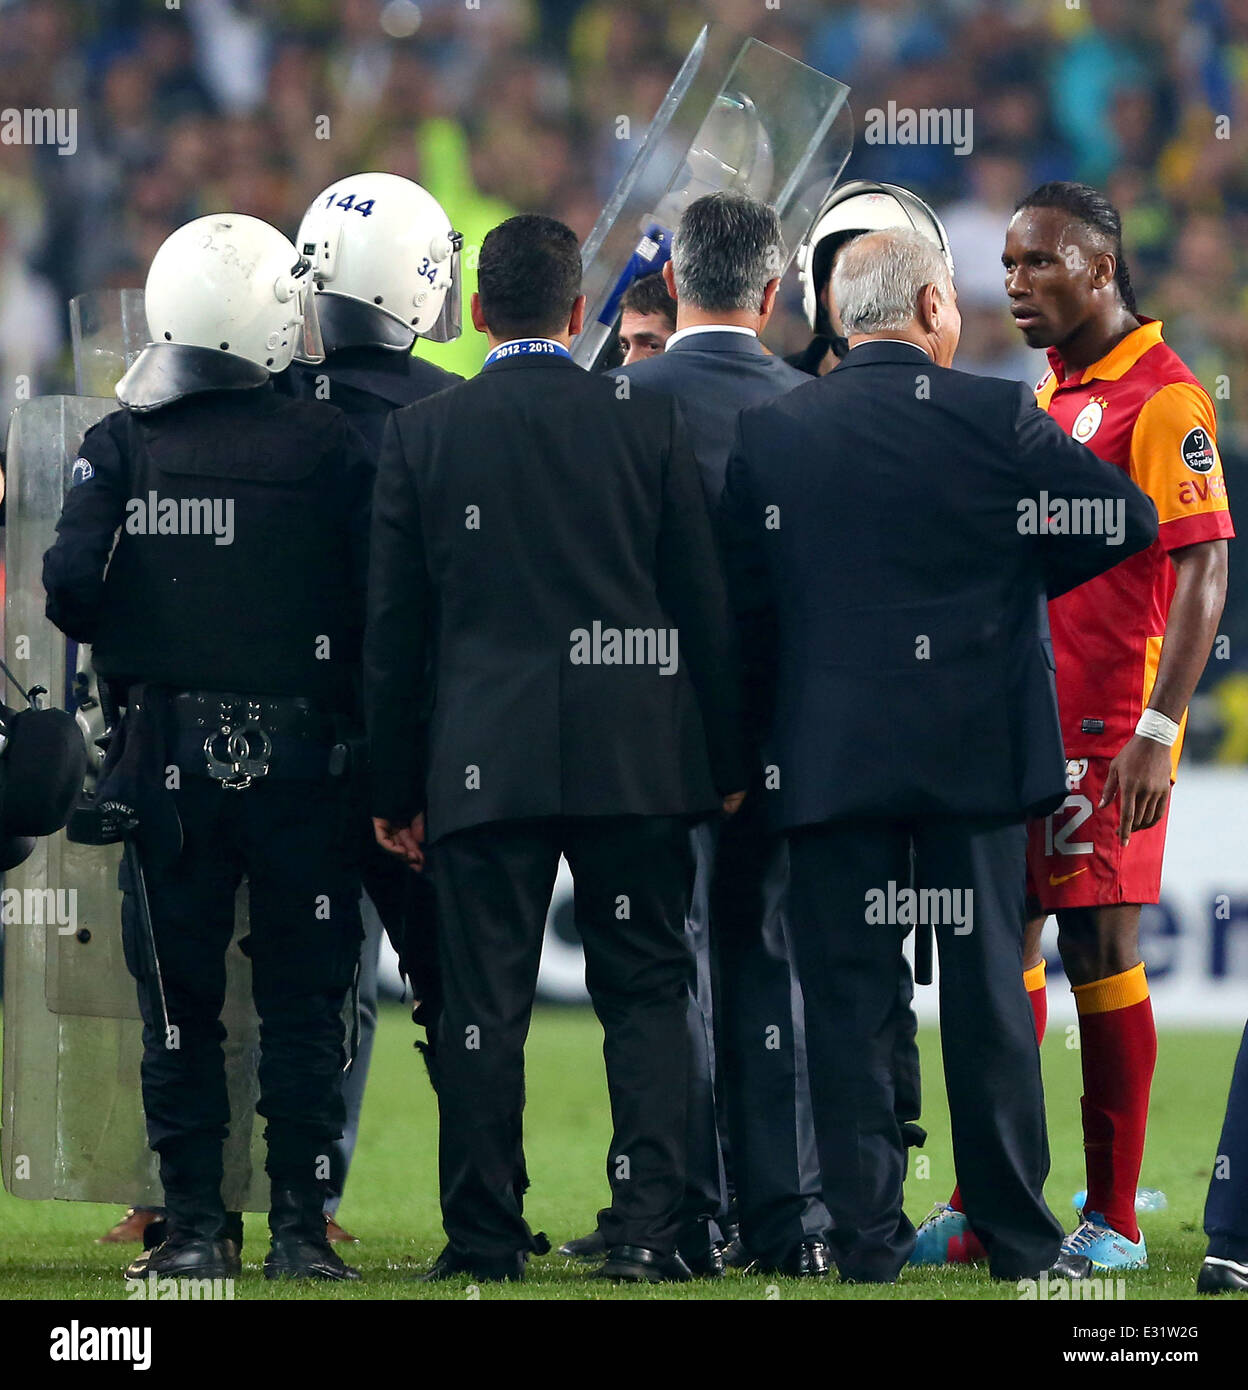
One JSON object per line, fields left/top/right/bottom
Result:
{"left": 296, "top": 172, "right": 463, "bottom": 350}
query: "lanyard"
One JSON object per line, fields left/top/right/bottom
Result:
{"left": 483, "top": 337, "right": 572, "bottom": 366}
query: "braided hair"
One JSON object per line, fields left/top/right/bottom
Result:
{"left": 1015, "top": 181, "right": 1138, "bottom": 316}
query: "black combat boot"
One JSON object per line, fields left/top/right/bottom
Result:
{"left": 126, "top": 1208, "right": 241, "bottom": 1278}
{"left": 127, "top": 1228, "right": 241, "bottom": 1281}
{"left": 125, "top": 1140, "right": 239, "bottom": 1280}
{"left": 124, "top": 1191, "right": 238, "bottom": 1281}
{"left": 264, "top": 1185, "right": 361, "bottom": 1281}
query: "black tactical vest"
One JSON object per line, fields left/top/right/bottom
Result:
{"left": 91, "top": 388, "right": 366, "bottom": 710}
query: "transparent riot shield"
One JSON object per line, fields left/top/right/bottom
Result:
{"left": 2, "top": 297, "right": 267, "bottom": 1209}
{"left": 69, "top": 290, "right": 149, "bottom": 398}
{"left": 573, "top": 24, "right": 853, "bottom": 369}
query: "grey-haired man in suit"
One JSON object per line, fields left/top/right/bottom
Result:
{"left": 561, "top": 192, "right": 838, "bottom": 1276}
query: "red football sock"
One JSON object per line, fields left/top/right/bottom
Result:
{"left": 1073, "top": 963, "right": 1156, "bottom": 1243}
{"left": 949, "top": 962, "right": 1048, "bottom": 1215}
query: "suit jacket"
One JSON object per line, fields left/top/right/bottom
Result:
{"left": 617, "top": 330, "right": 808, "bottom": 503}
{"left": 719, "top": 339, "right": 1159, "bottom": 829}
{"left": 366, "top": 350, "right": 747, "bottom": 840}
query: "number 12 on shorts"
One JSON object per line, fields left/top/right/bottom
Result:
{"left": 1044, "top": 794, "right": 1095, "bottom": 856}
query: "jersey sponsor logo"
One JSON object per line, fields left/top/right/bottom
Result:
{"left": 1071, "top": 400, "right": 1104, "bottom": 443}
{"left": 1065, "top": 757, "right": 1088, "bottom": 789}
{"left": 1178, "top": 473, "right": 1228, "bottom": 506}
{"left": 1048, "top": 867, "right": 1088, "bottom": 886}
{"left": 71, "top": 456, "right": 94, "bottom": 484}
{"left": 1181, "top": 427, "right": 1215, "bottom": 474}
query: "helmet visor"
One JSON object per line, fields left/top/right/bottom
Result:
{"left": 424, "top": 236, "right": 462, "bottom": 343}
{"left": 291, "top": 273, "right": 326, "bottom": 364}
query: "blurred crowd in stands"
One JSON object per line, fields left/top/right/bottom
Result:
{"left": 1, "top": 0, "right": 1247, "bottom": 743}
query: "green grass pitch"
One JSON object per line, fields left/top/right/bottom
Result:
{"left": 1, "top": 1007, "right": 1242, "bottom": 1300}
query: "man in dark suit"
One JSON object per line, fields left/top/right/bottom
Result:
{"left": 1201, "top": 1021, "right": 1248, "bottom": 1292}
{"left": 719, "top": 227, "right": 1158, "bottom": 1283}
{"left": 365, "top": 214, "right": 747, "bottom": 1284}
{"left": 586, "top": 191, "right": 832, "bottom": 1277}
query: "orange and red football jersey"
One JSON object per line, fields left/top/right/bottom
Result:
{"left": 1035, "top": 318, "right": 1234, "bottom": 770}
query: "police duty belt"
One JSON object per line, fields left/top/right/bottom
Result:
{"left": 202, "top": 699, "right": 272, "bottom": 789}
{"left": 172, "top": 691, "right": 346, "bottom": 787}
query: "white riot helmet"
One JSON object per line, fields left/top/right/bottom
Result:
{"left": 296, "top": 172, "right": 462, "bottom": 351}
{"left": 796, "top": 180, "right": 955, "bottom": 333}
{"left": 144, "top": 213, "right": 323, "bottom": 371}
{"left": 115, "top": 214, "right": 324, "bottom": 411}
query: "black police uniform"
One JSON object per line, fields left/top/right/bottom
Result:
{"left": 279, "top": 328, "right": 460, "bottom": 1017}
{"left": 278, "top": 331, "right": 461, "bottom": 1194}
{"left": 281, "top": 343, "right": 460, "bottom": 453}
{"left": 43, "top": 348, "right": 374, "bottom": 1279}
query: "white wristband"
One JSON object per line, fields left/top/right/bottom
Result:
{"left": 1136, "top": 708, "right": 1180, "bottom": 747}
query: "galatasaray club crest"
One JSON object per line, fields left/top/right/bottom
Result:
{"left": 1072, "top": 399, "right": 1104, "bottom": 443}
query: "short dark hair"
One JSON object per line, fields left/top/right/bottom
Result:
{"left": 477, "top": 214, "right": 582, "bottom": 338}
{"left": 1014, "top": 181, "right": 1138, "bottom": 315}
{"left": 671, "top": 191, "right": 785, "bottom": 313}
{"left": 620, "top": 272, "right": 676, "bottom": 327}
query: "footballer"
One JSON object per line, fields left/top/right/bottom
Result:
{"left": 915, "top": 181, "right": 1233, "bottom": 1273}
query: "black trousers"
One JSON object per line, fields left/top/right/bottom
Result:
{"left": 121, "top": 776, "right": 363, "bottom": 1222}
{"left": 786, "top": 814, "right": 1062, "bottom": 1282}
{"left": 690, "top": 796, "right": 830, "bottom": 1263}
{"left": 431, "top": 815, "right": 694, "bottom": 1257}
{"left": 682, "top": 829, "right": 731, "bottom": 1242}
{"left": 1205, "top": 1019, "right": 1248, "bottom": 1263}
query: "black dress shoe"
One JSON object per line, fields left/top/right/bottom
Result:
{"left": 720, "top": 1236, "right": 748, "bottom": 1268}
{"left": 595, "top": 1245, "right": 693, "bottom": 1283}
{"left": 997, "top": 1251, "right": 1093, "bottom": 1282}
{"left": 679, "top": 1242, "right": 724, "bottom": 1279}
{"left": 753, "top": 1239, "right": 832, "bottom": 1278}
{"left": 125, "top": 1235, "right": 240, "bottom": 1281}
{"left": 558, "top": 1229, "right": 607, "bottom": 1261}
{"left": 264, "top": 1234, "right": 360, "bottom": 1281}
{"left": 419, "top": 1244, "right": 527, "bottom": 1283}
{"left": 1049, "top": 1251, "right": 1093, "bottom": 1280}
{"left": 1198, "top": 1255, "right": 1248, "bottom": 1293}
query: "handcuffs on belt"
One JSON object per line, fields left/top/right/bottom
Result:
{"left": 203, "top": 699, "right": 273, "bottom": 790}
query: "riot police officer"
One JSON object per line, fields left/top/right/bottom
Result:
{"left": 284, "top": 172, "right": 464, "bottom": 449}
{"left": 43, "top": 213, "right": 373, "bottom": 1282}
{"left": 279, "top": 172, "right": 463, "bottom": 1229}
{"left": 790, "top": 180, "right": 955, "bottom": 377}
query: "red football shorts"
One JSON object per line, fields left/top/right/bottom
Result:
{"left": 1025, "top": 757, "right": 1171, "bottom": 911}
